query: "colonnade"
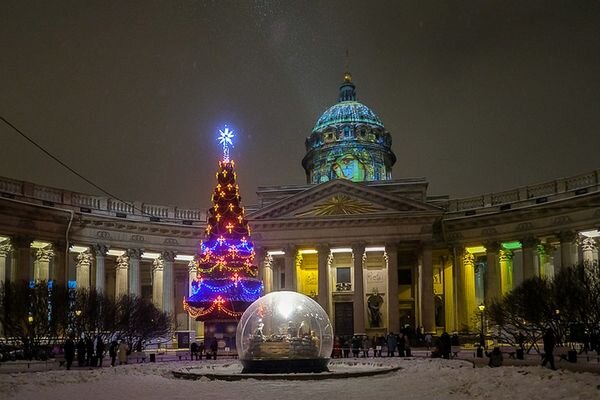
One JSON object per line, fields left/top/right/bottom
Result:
{"left": 255, "top": 242, "right": 436, "bottom": 335}
{"left": 0, "top": 237, "right": 178, "bottom": 321}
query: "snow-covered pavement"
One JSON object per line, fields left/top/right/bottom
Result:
{"left": 1, "top": 358, "right": 598, "bottom": 400}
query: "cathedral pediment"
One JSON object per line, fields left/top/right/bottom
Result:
{"left": 250, "top": 179, "right": 441, "bottom": 220}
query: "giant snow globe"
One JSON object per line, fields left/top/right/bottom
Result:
{"left": 236, "top": 291, "right": 334, "bottom": 373}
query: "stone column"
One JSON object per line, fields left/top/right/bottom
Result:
{"left": 127, "top": 249, "right": 143, "bottom": 297}
{"left": 284, "top": 245, "right": 297, "bottom": 291}
{"left": 538, "top": 243, "right": 555, "bottom": 278}
{"left": 420, "top": 246, "right": 435, "bottom": 333}
{"left": 521, "top": 237, "right": 539, "bottom": 281}
{"left": 115, "top": 254, "right": 129, "bottom": 297}
{"left": 559, "top": 231, "right": 578, "bottom": 270}
{"left": 460, "top": 250, "right": 476, "bottom": 331}
{"left": 317, "top": 244, "right": 330, "bottom": 316}
{"left": 14, "top": 237, "right": 32, "bottom": 282}
{"left": 0, "top": 240, "right": 13, "bottom": 285}
{"left": 34, "top": 248, "right": 54, "bottom": 282}
{"left": 484, "top": 242, "right": 500, "bottom": 303}
{"left": 352, "top": 243, "right": 366, "bottom": 335}
{"left": 386, "top": 243, "right": 400, "bottom": 333}
{"left": 52, "top": 241, "right": 67, "bottom": 287}
{"left": 581, "top": 237, "right": 596, "bottom": 267}
{"left": 75, "top": 250, "right": 92, "bottom": 289}
{"left": 152, "top": 257, "right": 164, "bottom": 309}
{"left": 93, "top": 244, "right": 108, "bottom": 293}
{"left": 498, "top": 249, "right": 513, "bottom": 295}
{"left": 188, "top": 260, "right": 197, "bottom": 332}
{"left": 263, "top": 253, "right": 274, "bottom": 294}
{"left": 161, "top": 251, "right": 176, "bottom": 319}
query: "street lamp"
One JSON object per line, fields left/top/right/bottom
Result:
{"left": 75, "top": 310, "right": 82, "bottom": 317}
{"left": 478, "top": 304, "right": 486, "bottom": 349}
{"left": 27, "top": 315, "right": 33, "bottom": 324}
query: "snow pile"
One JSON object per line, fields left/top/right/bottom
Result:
{"left": 1, "top": 358, "right": 598, "bottom": 400}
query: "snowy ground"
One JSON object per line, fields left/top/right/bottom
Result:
{"left": 1, "top": 358, "right": 598, "bottom": 400}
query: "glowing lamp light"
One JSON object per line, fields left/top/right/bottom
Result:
{"left": 277, "top": 299, "right": 294, "bottom": 319}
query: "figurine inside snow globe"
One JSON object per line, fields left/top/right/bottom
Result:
{"left": 236, "top": 291, "right": 334, "bottom": 373}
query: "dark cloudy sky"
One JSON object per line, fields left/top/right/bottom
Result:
{"left": 2, "top": 1, "right": 600, "bottom": 209}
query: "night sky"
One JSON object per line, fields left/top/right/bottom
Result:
{"left": 2, "top": 1, "right": 600, "bottom": 209}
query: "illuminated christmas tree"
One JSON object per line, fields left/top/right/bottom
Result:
{"left": 184, "top": 127, "right": 263, "bottom": 337}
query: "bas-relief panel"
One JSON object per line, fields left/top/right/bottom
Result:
{"left": 298, "top": 268, "right": 318, "bottom": 297}
{"left": 365, "top": 268, "right": 386, "bottom": 294}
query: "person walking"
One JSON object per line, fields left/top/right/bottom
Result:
{"left": 109, "top": 340, "right": 118, "bottom": 367}
{"left": 76, "top": 337, "right": 86, "bottom": 367}
{"left": 386, "top": 333, "right": 397, "bottom": 357}
{"left": 210, "top": 338, "right": 218, "bottom": 360}
{"left": 541, "top": 328, "right": 556, "bottom": 370}
{"left": 190, "top": 342, "right": 199, "bottom": 360}
{"left": 85, "top": 336, "right": 94, "bottom": 366}
{"left": 117, "top": 340, "right": 129, "bottom": 365}
{"left": 64, "top": 335, "right": 76, "bottom": 370}
{"left": 440, "top": 331, "right": 451, "bottom": 359}
{"left": 198, "top": 341, "right": 205, "bottom": 360}
{"left": 95, "top": 336, "right": 105, "bottom": 367}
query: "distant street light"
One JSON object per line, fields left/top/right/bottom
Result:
{"left": 75, "top": 310, "right": 82, "bottom": 317}
{"left": 27, "top": 315, "right": 33, "bottom": 324}
{"left": 478, "top": 304, "right": 486, "bottom": 349}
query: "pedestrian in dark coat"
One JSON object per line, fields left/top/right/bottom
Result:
{"left": 64, "top": 336, "right": 76, "bottom": 370}
{"left": 85, "top": 337, "right": 94, "bottom": 366}
{"left": 76, "top": 338, "right": 86, "bottom": 367}
{"left": 109, "top": 340, "right": 118, "bottom": 367}
{"left": 210, "top": 338, "right": 218, "bottom": 360}
{"left": 198, "top": 341, "right": 205, "bottom": 360}
{"left": 440, "top": 332, "right": 452, "bottom": 359}
{"left": 541, "top": 328, "right": 556, "bottom": 370}
{"left": 96, "top": 336, "right": 105, "bottom": 367}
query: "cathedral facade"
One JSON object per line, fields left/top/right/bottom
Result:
{"left": 1, "top": 74, "right": 599, "bottom": 345}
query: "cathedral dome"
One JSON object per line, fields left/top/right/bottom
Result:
{"left": 302, "top": 73, "right": 396, "bottom": 184}
{"left": 312, "top": 101, "right": 384, "bottom": 133}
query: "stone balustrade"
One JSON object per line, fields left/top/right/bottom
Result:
{"left": 445, "top": 169, "right": 600, "bottom": 215}
{"left": 0, "top": 176, "right": 206, "bottom": 224}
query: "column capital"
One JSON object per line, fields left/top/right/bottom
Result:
{"left": 521, "top": 236, "right": 540, "bottom": 248}
{"left": 0, "top": 241, "right": 14, "bottom": 256}
{"left": 498, "top": 249, "right": 513, "bottom": 262}
{"left": 116, "top": 254, "right": 129, "bottom": 271}
{"left": 153, "top": 257, "right": 164, "bottom": 272}
{"left": 76, "top": 251, "right": 93, "bottom": 267}
{"left": 351, "top": 242, "right": 366, "bottom": 253}
{"left": 35, "top": 248, "right": 54, "bottom": 262}
{"left": 93, "top": 244, "right": 108, "bottom": 257}
{"left": 187, "top": 260, "right": 197, "bottom": 273}
{"left": 160, "top": 250, "right": 176, "bottom": 262}
{"left": 463, "top": 251, "right": 475, "bottom": 267}
{"left": 581, "top": 237, "right": 597, "bottom": 251}
{"left": 126, "top": 248, "right": 143, "bottom": 260}
{"left": 558, "top": 230, "right": 577, "bottom": 243}
{"left": 484, "top": 241, "right": 501, "bottom": 253}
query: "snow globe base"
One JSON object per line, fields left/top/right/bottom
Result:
{"left": 241, "top": 358, "right": 330, "bottom": 374}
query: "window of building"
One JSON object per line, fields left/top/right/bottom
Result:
{"left": 336, "top": 267, "right": 352, "bottom": 291}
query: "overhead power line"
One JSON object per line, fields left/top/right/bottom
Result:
{"left": 0, "top": 115, "right": 149, "bottom": 215}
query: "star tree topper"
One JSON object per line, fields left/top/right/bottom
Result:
{"left": 218, "top": 126, "right": 234, "bottom": 162}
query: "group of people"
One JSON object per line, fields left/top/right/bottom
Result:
{"left": 331, "top": 331, "right": 413, "bottom": 358}
{"left": 190, "top": 338, "right": 219, "bottom": 360}
{"left": 63, "top": 335, "right": 130, "bottom": 370}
